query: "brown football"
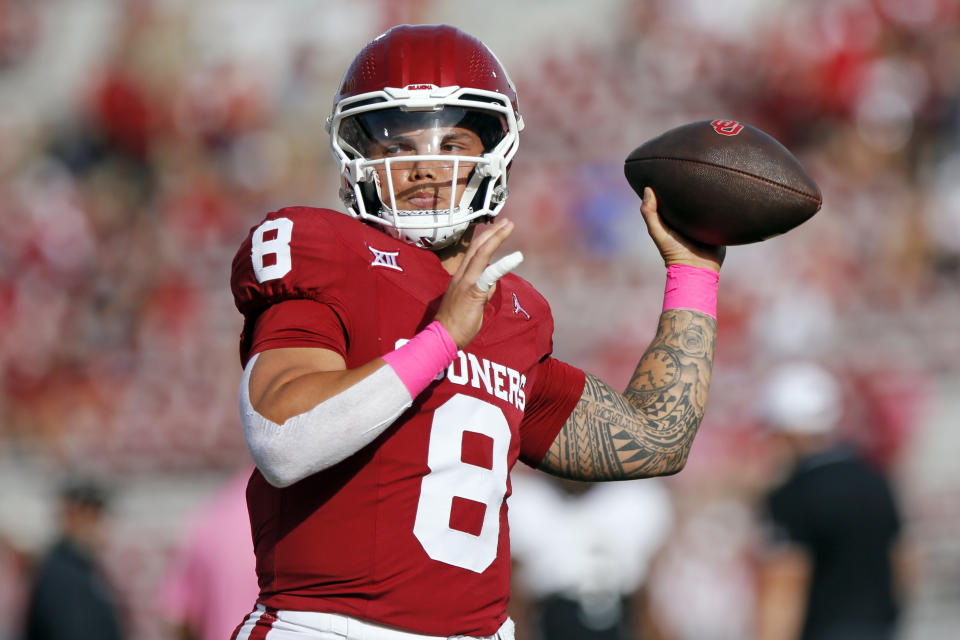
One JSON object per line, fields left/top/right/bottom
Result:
{"left": 624, "top": 120, "right": 822, "bottom": 245}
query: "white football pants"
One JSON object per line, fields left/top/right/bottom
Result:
{"left": 233, "top": 606, "right": 515, "bottom": 640}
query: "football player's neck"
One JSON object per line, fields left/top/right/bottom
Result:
{"left": 435, "top": 225, "right": 478, "bottom": 276}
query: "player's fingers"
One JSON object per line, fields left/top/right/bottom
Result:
{"left": 452, "top": 218, "right": 511, "bottom": 279}
{"left": 476, "top": 251, "right": 524, "bottom": 292}
{"left": 461, "top": 220, "right": 514, "bottom": 283}
{"left": 639, "top": 186, "right": 726, "bottom": 269}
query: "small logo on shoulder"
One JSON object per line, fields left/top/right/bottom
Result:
{"left": 711, "top": 119, "right": 744, "bottom": 136}
{"left": 369, "top": 247, "right": 402, "bottom": 271}
{"left": 512, "top": 293, "right": 530, "bottom": 320}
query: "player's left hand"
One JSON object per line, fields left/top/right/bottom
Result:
{"left": 641, "top": 187, "right": 725, "bottom": 272}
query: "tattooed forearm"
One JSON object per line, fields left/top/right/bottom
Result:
{"left": 539, "top": 309, "right": 717, "bottom": 480}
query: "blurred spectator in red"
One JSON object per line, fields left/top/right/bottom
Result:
{"left": 23, "top": 478, "right": 126, "bottom": 640}
{"left": 0, "top": 0, "right": 40, "bottom": 69}
{"left": 158, "top": 466, "right": 259, "bottom": 640}
{"left": 753, "top": 362, "right": 914, "bottom": 640}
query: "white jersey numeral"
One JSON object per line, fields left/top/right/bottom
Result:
{"left": 413, "top": 394, "right": 510, "bottom": 573}
{"left": 251, "top": 217, "right": 294, "bottom": 283}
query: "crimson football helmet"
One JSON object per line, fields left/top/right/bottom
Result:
{"left": 327, "top": 24, "right": 524, "bottom": 250}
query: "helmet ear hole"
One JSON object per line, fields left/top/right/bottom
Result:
{"left": 468, "top": 177, "right": 491, "bottom": 214}
{"left": 359, "top": 182, "right": 380, "bottom": 216}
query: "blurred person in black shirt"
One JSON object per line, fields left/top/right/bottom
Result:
{"left": 23, "top": 478, "right": 125, "bottom": 640}
{"left": 754, "top": 362, "right": 910, "bottom": 640}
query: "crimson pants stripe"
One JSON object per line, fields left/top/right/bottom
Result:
{"left": 232, "top": 606, "right": 277, "bottom": 640}
{"left": 250, "top": 607, "right": 279, "bottom": 640}
{"left": 230, "top": 609, "right": 259, "bottom": 640}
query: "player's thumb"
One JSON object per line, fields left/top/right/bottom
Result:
{"left": 640, "top": 187, "right": 668, "bottom": 236}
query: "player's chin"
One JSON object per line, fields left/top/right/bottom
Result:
{"left": 400, "top": 196, "right": 454, "bottom": 211}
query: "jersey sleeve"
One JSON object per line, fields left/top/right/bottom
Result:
{"left": 517, "top": 356, "right": 586, "bottom": 467}
{"left": 249, "top": 299, "right": 348, "bottom": 359}
{"left": 231, "top": 207, "right": 364, "bottom": 366}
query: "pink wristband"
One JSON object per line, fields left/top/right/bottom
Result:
{"left": 382, "top": 321, "right": 459, "bottom": 398}
{"left": 662, "top": 264, "right": 719, "bottom": 319}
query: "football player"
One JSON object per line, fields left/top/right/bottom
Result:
{"left": 230, "top": 24, "right": 724, "bottom": 640}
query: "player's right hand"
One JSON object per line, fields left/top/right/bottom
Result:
{"left": 641, "top": 187, "right": 725, "bottom": 272}
{"left": 434, "top": 218, "right": 517, "bottom": 348}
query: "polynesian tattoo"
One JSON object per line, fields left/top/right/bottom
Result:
{"left": 540, "top": 309, "right": 717, "bottom": 480}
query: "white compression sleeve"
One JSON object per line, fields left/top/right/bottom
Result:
{"left": 239, "top": 353, "right": 413, "bottom": 488}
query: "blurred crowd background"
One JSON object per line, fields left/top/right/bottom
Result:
{"left": 0, "top": 0, "right": 958, "bottom": 638}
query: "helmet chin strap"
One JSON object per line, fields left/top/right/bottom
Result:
{"left": 376, "top": 207, "right": 472, "bottom": 250}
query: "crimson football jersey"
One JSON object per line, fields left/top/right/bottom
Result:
{"left": 230, "top": 207, "right": 585, "bottom": 637}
